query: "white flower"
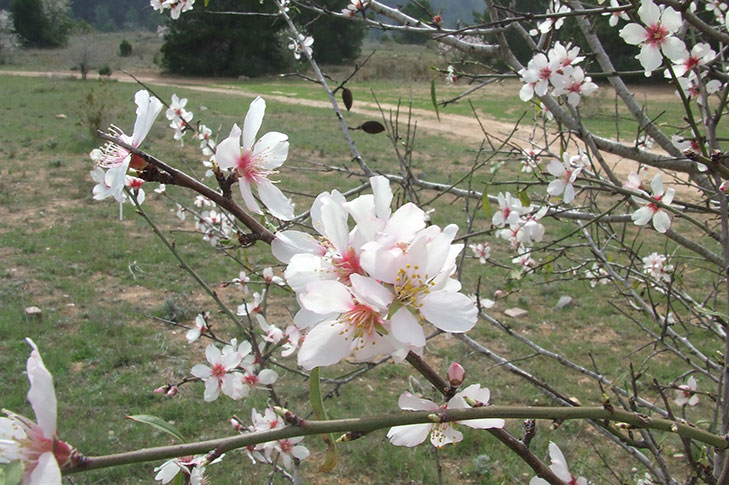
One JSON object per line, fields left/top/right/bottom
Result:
{"left": 190, "top": 342, "right": 252, "bottom": 401}
{"left": 154, "top": 453, "right": 223, "bottom": 484}
{"left": 642, "top": 252, "right": 673, "bottom": 283}
{"left": 550, "top": 66, "right": 598, "bottom": 106}
{"left": 216, "top": 97, "right": 294, "bottom": 220}
{"left": 546, "top": 154, "right": 582, "bottom": 203}
{"left": 288, "top": 34, "right": 314, "bottom": 60}
{"left": 90, "top": 90, "right": 163, "bottom": 203}
{"left": 0, "top": 339, "right": 72, "bottom": 485}
{"left": 603, "top": 0, "right": 629, "bottom": 27}
{"left": 469, "top": 242, "right": 491, "bottom": 264}
{"left": 387, "top": 384, "right": 504, "bottom": 448}
{"left": 186, "top": 313, "right": 208, "bottom": 342}
{"left": 631, "top": 173, "right": 675, "bottom": 233}
{"left": 530, "top": 442, "right": 587, "bottom": 485}
{"left": 675, "top": 376, "right": 699, "bottom": 406}
{"left": 619, "top": 0, "right": 687, "bottom": 76}
{"left": 671, "top": 42, "right": 716, "bottom": 78}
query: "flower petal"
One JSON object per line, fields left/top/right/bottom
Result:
{"left": 243, "top": 97, "right": 266, "bottom": 152}
{"left": 420, "top": 291, "right": 477, "bottom": 333}
{"left": 257, "top": 178, "right": 295, "bottom": 220}
{"left": 25, "top": 339, "right": 56, "bottom": 438}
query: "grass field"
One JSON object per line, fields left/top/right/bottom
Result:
{"left": 0, "top": 34, "right": 724, "bottom": 484}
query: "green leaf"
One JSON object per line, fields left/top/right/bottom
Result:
{"left": 0, "top": 462, "right": 24, "bottom": 485}
{"left": 482, "top": 191, "right": 494, "bottom": 219}
{"left": 518, "top": 190, "right": 531, "bottom": 207}
{"left": 127, "top": 415, "right": 185, "bottom": 443}
{"left": 204, "top": 0, "right": 210, "bottom": 6}
{"left": 309, "top": 368, "right": 338, "bottom": 472}
{"left": 173, "top": 473, "right": 185, "bottom": 485}
{"left": 430, "top": 77, "right": 440, "bottom": 122}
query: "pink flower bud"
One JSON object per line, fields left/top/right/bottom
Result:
{"left": 166, "top": 386, "right": 178, "bottom": 397}
{"left": 493, "top": 290, "right": 504, "bottom": 299}
{"left": 230, "top": 418, "right": 244, "bottom": 432}
{"left": 721, "top": 181, "right": 728, "bottom": 193}
{"left": 153, "top": 385, "right": 168, "bottom": 395}
{"left": 447, "top": 362, "right": 466, "bottom": 387}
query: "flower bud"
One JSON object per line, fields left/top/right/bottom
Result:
{"left": 153, "top": 385, "right": 168, "bottom": 395}
{"left": 447, "top": 362, "right": 466, "bottom": 387}
{"left": 166, "top": 386, "right": 179, "bottom": 397}
{"left": 493, "top": 290, "right": 504, "bottom": 299}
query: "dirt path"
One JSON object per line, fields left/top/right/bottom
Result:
{"left": 1, "top": 69, "right": 679, "bottom": 192}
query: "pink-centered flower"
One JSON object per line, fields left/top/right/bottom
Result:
{"left": 216, "top": 97, "right": 294, "bottom": 220}
{"left": 631, "top": 173, "right": 675, "bottom": 233}
{"left": 675, "top": 376, "right": 699, "bottom": 407}
{"left": 387, "top": 385, "right": 504, "bottom": 448}
{"left": 619, "top": 0, "right": 687, "bottom": 76}
{"left": 0, "top": 339, "right": 73, "bottom": 485}
{"left": 191, "top": 342, "right": 251, "bottom": 401}
{"left": 530, "top": 442, "right": 587, "bottom": 485}
{"left": 547, "top": 155, "right": 581, "bottom": 203}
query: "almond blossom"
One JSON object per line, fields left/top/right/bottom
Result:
{"left": 603, "top": 0, "right": 629, "bottom": 27}
{"left": 288, "top": 34, "right": 314, "bottom": 60}
{"left": 341, "top": 0, "right": 369, "bottom": 17}
{"left": 491, "top": 192, "right": 531, "bottom": 227}
{"left": 675, "top": 376, "right": 699, "bottom": 406}
{"left": 387, "top": 385, "right": 504, "bottom": 448}
{"left": 671, "top": 42, "right": 716, "bottom": 78}
{"left": 619, "top": 0, "right": 687, "bottom": 76}
{"left": 248, "top": 408, "right": 309, "bottom": 470}
{"left": 154, "top": 453, "right": 223, "bottom": 484}
{"left": 546, "top": 155, "right": 582, "bottom": 203}
{"left": 550, "top": 66, "right": 598, "bottom": 106}
{"left": 469, "top": 241, "right": 491, "bottom": 264}
{"left": 90, "top": 90, "right": 163, "bottom": 203}
{"left": 530, "top": 442, "right": 587, "bottom": 485}
{"left": 186, "top": 313, "right": 208, "bottom": 343}
{"left": 642, "top": 252, "right": 673, "bottom": 283}
{"left": 631, "top": 173, "right": 675, "bottom": 233}
{"left": 216, "top": 97, "right": 295, "bottom": 220}
{"left": 0, "top": 339, "right": 72, "bottom": 485}
{"left": 191, "top": 342, "right": 252, "bottom": 401}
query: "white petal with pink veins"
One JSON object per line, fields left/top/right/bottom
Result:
{"left": 298, "top": 321, "right": 352, "bottom": 369}
{"left": 632, "top": 206, "right": 654, "bottom": 226}
{"left": 420, "top": 291, "right": 477, "bottom": 333}
{"left": 25, "top": 339, "right": 56, "bottom": 438}
{"left": 350, "top": 274, "right": 394, "bottom": 310}
{"left": 272, "top": 230, "right": 321, "bottom": 264}
{"left": 301, "top": 280, "right": 353, "bottom": 314}
{"left": 619, "top": 23, "right": 646, "bottom": 45}
{"left": 242, "top": 97, "right": 265, "bottom": 152}
{"left": 388, "top": 423, "right": 432, "bottom": 447}
{"left": 391, "top": 307, "right": 426, "bottom": 347}
{"left": 398, "top": 392, "right": 438, "bottom": 411}
{"left": 239, "top": 179, "right": 263, "bottom": 215}
{"left": 253, "top": 132, "right": 289, "bottom": 169}
{"left": 214, "top": 129, "right": 241, "bottom": 171}
{"left": 257, "top": 178, "right": 294, "bottom": 220}
{"left": 30, "top": 451, "right": 62, "bottom": 485}
{"left": 131, "top": 90, "right": 163, "bottom": 148}
{"left": 653, "top": 210, "right": 671, "bottom": 233}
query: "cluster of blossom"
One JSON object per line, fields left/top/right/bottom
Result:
{"left": 584, "top": 263, "right": 610, "bottom": 288}
{"left": 387, "top": 384, "right": 504, "bottom": 447}
{"left": 642, "top": 252, "right": 673, "bottom": 284}
{"left": 165, "top": 94, "right": 193, "bottom": 145}
{"left": 519, "top": 41, "right": 597, "bottom": 107}
{"left": 341, "top": 0, "right": 369, "bottom": 18}
{"left": 150, "top": 0, "right": 194, "bottom": 19}
{"left": 529, "top": 0, "right": 570, "bottom": 36}
{"left": 271, "top": 176, "right": 478, "bottom": 369}
{"left": 490, "top": 192, "right": 547, "bottom": 269}
{"left": 287, "top": 34, "right": 314, "bottom": 60}
{"left": 191, "top": 340, "right": 278, "bottom": 402}
{"left": 0, "top": 340, "right": 70, "bottom": 484}
{"left": 235, "top": 408, "right": 309, "bottom": 470}
{"left": 194, "top": 208, "right": 235, "bottom": 246}
{"left": 154, "top": 453, "right": 223, "bottom": 484}
{"left": 520, "top": 148, "right": 543, "bottom": 174}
